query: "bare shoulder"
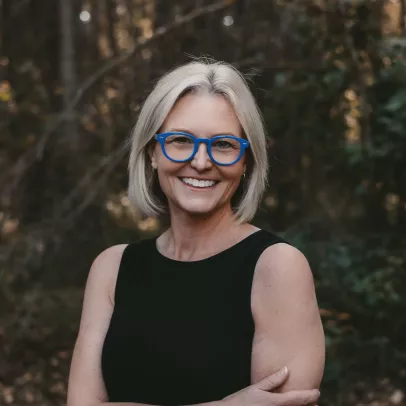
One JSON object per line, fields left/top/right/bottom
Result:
{"left": 88, "top": 244, "right": 128, "bottom": 306}
{"left": 92, "top": 244, "right": 128, "bottom": 267}
{"left": 255, "top": 242, "right": 313, "bottom": 284}
{"left": 252, "top": 243, "right": 316, "bottom": 314}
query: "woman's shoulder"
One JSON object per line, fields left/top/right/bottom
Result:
{"left": 251, "top": 238, "right": 315, "bottom": 321}
{"left": 257, "top": 240, "right": 307, "bottom": 265}
{"left": 91, "top": 244, "right": 131, "bottom": 280}
{"left": 93, "top": 244, "right": 129, "bottom": 264}
{"left": 88, "top": 245, "right": 129, "bottom": 306}
{"left": 254, "top": 238, "right": 313, "bottom": 289}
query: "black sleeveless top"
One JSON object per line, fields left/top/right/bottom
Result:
{"left": 101, "top": 229, "right": 287, "bottom": 405}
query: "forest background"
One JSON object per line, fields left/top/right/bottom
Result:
{"left": 1, "top": 0, "right": 406, "bottom": 405}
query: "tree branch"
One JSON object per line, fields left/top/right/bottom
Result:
{"left": 0, "top": 0, "right": 233, "bottom": 191}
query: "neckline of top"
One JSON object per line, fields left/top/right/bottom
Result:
{"left": 151, "top": 229, "right": 265, "bottom": 265}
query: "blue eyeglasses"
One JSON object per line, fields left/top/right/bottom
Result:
{"left": 155, "top": 132, "right": 250, "bottom": 166}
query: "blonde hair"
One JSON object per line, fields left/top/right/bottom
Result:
{"left": 128, "top": 59, "right": 268, "bottom": 223}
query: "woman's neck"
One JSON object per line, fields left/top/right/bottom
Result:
{"left": 158, "top": 206, "right": 255, "bottom": 261}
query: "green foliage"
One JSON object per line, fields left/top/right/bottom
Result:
{"left": 286, "top": 227, "right": 406, "bottom": 403}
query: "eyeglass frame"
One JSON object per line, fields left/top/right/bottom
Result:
{"left": 154, "top": 131, "right": 250, "bottom": 166}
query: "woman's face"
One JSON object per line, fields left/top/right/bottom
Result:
{"left": 150, "top": 93, "right": 246, "bottom": 218}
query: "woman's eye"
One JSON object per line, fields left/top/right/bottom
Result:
{"left": 213, "top": 140, "right": 234, "bottom": 149}
{"left": 175, "top": 137, "right": 190, "bottom": 144}
{"left": 167, "top": 136, "right": 193, "bottom": 144}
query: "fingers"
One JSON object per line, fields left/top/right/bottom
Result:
{"left": 273, "top": 389, "right": 320, "bottom": 406}
{"left": 254, "top": 366, "right": 289, "bottom": 391}
{"left": 252, "top": 367, "right": 320, "bottom": 405}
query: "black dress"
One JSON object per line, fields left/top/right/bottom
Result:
{"left": 101, "top": 229, "right": 287, "bottom": 405}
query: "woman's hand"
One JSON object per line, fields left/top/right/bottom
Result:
{"left": 221, "top": 367, "right": 320, "bottom": 406}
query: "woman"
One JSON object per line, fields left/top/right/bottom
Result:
{"left": 67, "top": 60, "right": 325, "bottom": 406}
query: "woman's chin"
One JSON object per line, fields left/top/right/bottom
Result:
{"left": 174, "top": 200, "right": 220, "bottom": 217}
{"left": 181, "top": 206, "right": 216, "bottom": 217}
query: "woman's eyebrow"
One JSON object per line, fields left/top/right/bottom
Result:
{"left": 168, "top": 128, "right": 238, "bottom": 137}
{"left": 169, "top": 128, "right": 195, "bottom": 135}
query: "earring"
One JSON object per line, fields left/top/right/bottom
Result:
{"left": 242, "top": 172, "right": 246, "bottom": 179}
{"left": 152, "top": 162, "right": 157, "bottom": 169}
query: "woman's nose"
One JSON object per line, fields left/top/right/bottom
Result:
{"left": 190, "top": 143, "right": 213, "bottom": 170}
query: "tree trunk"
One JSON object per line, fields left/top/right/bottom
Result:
{"left": 60, "top": 0, "right": 79, "bottom": 151}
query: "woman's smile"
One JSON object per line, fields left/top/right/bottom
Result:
{"left": 179, "top": 177, "right": 219, "bottom": 189}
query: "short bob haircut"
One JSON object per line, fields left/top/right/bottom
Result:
{"left": 128, "top": 59, "right": 268, "bottom": 223}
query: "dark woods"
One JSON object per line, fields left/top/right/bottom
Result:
{"left": 1, "top": 0, "right": 406, "bottom": 404}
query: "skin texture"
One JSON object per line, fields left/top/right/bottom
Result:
{"left": 67, "top": 93, "right": 325, "bottom": 406}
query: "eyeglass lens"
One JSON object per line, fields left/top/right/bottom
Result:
{"left": 163, "top": 134, "right": 242, "bottom": 164}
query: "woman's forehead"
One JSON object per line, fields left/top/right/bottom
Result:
{"left": 162, "top": 93, "right": 242, "bottom": 137}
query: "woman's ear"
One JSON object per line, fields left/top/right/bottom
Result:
{"left": 150, "top": 155, "right": 157, "bottom": 169}
{"left": 148, "top": 144, "right": 157, "bottom": 169}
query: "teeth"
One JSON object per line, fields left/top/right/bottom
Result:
{"left": 181, "top": 178, "right": 216, "bottom": 188}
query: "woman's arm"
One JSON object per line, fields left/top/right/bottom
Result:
{"left": 94, "top": 367, "right": 318, "bottom": 406}
{"left": 67, "top": 244, "right": 127, "bottom": 406}
{"left": 250, "top": 243, "right": 325, "bottom": 395}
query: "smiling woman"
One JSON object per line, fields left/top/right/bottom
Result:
{"left": 128, "top": 61, "right": 268, "bottom": 224}
{"left": 149, "top": 93, "right": 249, "bottom": 217}
{"left": 67, "top": 60, "right": 325, "bottom": 406}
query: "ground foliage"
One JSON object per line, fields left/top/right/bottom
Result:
{"left": 1, "top": 0, "right": 406, "bottom": 405}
